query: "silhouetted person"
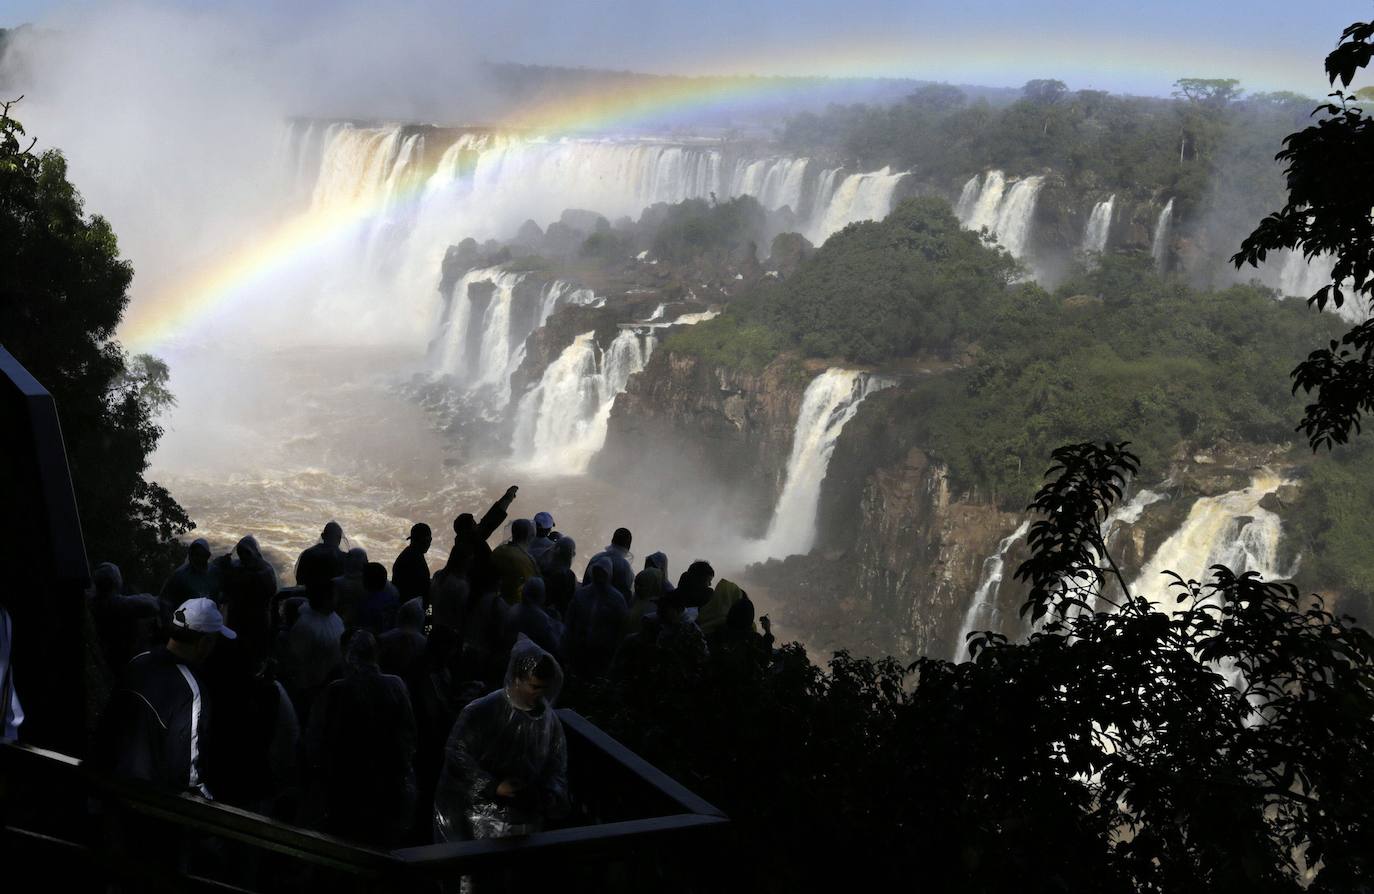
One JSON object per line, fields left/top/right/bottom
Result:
{"left": 542, "top": 536, "right": 578, "bottom": 617}
{"left": 429, "top": 543, "right": 472, "bottom": 633}
{"left": 305, "top": 631, "right": 416, "bottom": 848}
{"left": 380, "top": 598, "right": 428, "bottom": 685}
{"left": 220, "top": 535, "right": 278, "bottom": 665}
{"left": 93, "top": 598, "right": 235, "bottom": 795}
{"left": 88, "top": 562, "right": 160, "bottom": 674}
{"left": 645, "top": 551, "right": 675, "bottom": 596}
{"left": 288, "top": 585, "right": 344, "bottom": 715}
{"left": 566, "top": 556, "right": 628, "bottom": 677}
{"left": 359, "top": 562, "right": 401, "bottom": 633}
{"left": 433, "top": 636, "right": 568, "bottom": 845}
{"left": 331, "top": 547, "right": 369, "bottom": 628}
{"left": 453, "top": 485, "right": 519, "bottom": 597}
{"left": 295, "top": 521, "right": 346, "bottom": 602}
{"left": 583, "top": 527, "right": 635, "bottom": 597}
{"left": 491, "top": 518, "right": 540, "bottom": 605}
{"left": 675, "top": 559, "right": 716, "bottom": 612}
{"left": 502, "top": 578, "right": 563, "bottom": 658}
{"left": 697, "top": 578, "right": 746, "bottom": 637}
{"left": 158, "top": 538, "right": 220, "bottom": 625}
{"left": 529, "top": 511, "right": 558, "bottom": 568}
{"left": 393, "top": 523, "right": 433, "bottom": 604}
{"left": 622, "top": 566, "right": 664, "bottom": 641}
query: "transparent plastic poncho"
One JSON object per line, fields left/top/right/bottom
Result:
{"left": 432, "top": 635, "right": 569, "bottom": 841}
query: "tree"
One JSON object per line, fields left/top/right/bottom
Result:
{"left": 1022, "top": 78, "right": 1068, "bottom": 105}
{"left": 1173, "top": 77, "right": 1244, "bottom": 106}
{"left": 904, "top": 82, "right": 967, "bottom": 113}
{"left": 1234, "top": 21, "right": 1374, "bottom": 450}
{"left": 0, "top": 98, "right": 192, "bottom": 588}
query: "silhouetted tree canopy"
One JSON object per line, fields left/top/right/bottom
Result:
{"left": 1235, "top": 21, "right": 1374, "bottom": 451}
{"left": 0, "top": 98, "right": 192, "bottom": 588}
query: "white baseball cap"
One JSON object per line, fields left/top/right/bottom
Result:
{"left": 172, "top": 597, "right": 236, "bottom": 639}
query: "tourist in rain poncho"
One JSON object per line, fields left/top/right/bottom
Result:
{"left": 566, "top": 556, "right": 628, "bottom": 676}
{"left": 433, "top": 635, "right": 569, "bottom": 842}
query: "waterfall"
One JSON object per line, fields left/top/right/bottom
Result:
{"left": 1131, "top": 471, "right": 1293, "bottom": 603}
{"left": 1082, "top": 195, "right": 1115, "bottom": 253}
{"left": 1151, "top": 199, "right": 1174, "bottom": 271}
{"left": 510, "top": 329, "right": 653, "bottom": 473}
{"left": 511, "top": 306, "right": 719, "bottom": 472}
{"left": 955, "top": 170, "right": 1043, "bottom": 259}
{"left": 752, "top": 370, "right": 891, "bottom": 560}
{"left": 806, "top": 167, "right": 907, "bottom": 244}
{"left": 954, "top": 520, "right": 1031, "bottom": 661}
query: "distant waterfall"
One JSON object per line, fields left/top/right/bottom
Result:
{"left": 954, "top": 520, "right": 1031, "bottom": 661}
{"left": 1082, "top": 195, "right": 1116, "bottom": 253}
{"left": 806, "top": 167, "right": 908, "bottom": 243}
{"left": 731, "top": 157, "right": 810, "bottom": 212}
{"left": 510, "top": 329, "right": 653, "bottom": 473}
{"left": 430, "top": 270, "right": 600, "bottom": 405}
{"left": 1131, "top": 472, "right": 1293, "bottom": 602}
{"left": 1151, "top": 199, "right": 1174, "bottom": 271}
{"left": 955, "top": 171, "right": 1044, "bottom": 259}
{"left": 510, "top": 308, "right": 718, "bottom": 472}
{"left": 752, "top": 370, "right": 891, "bottom": 560}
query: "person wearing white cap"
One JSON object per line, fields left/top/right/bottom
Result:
{"left": 529, "top": 511, "right": 558, "bottom": 568}
{"left": 92, "top": 597, "right": 235, "bottom": 798}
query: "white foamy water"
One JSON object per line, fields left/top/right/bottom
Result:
{"left": 955, "top": 170, "right": 1044, "bottom": 259}
{"left": 1082, "top": 195, "right": 1115, "bottom": 253}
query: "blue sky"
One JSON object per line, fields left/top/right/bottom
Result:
{"left": 5, "top": 0, "right": 1369, "bottom": 95}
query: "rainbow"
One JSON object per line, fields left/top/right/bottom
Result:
{"left": 119, "top": 35, "right": 1327, "bottom": 352}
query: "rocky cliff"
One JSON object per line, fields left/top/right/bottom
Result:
{"left": 595, "top": 349, "right": 810, "bottom": 531}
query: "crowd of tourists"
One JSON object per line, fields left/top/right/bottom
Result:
{"left": 73, "top": 484, "right": 772, "bottom": 864}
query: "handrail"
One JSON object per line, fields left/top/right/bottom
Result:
{"left": 2, "top": 708, "right": 729, "bottom": 884}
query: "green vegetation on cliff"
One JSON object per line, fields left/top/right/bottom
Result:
{"left": 667, "top": 196, "right": 1018, "bottom": 365}
{"left": 904, "top": 254, "right": 1339, "bottom": 504}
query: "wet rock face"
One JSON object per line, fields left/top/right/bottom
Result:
{"left": 597, "top": 350, "right": 809, "bottom": 530}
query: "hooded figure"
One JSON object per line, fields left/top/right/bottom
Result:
{"left": 622, "top": 567, "right": 663, "bottom": 641}
{"left": 503, "top": 578, "right": 563, "bottom": 659}
{"left": 566, "top": 556, "right": 628, "bottom": 677}
{"left": 696, "top": 579, "right": 746, "bottom": 636}
{"left": 158, "top": 538, "right": 220, "bottom": 624}
{"left": 433, "top": 635, "right": 569, "bottom": 842}
{"left": 541, "top": 536, "right": 578, "bottom": 616}
{"left": 490, "top": 519, "right": 540, "bottom": 605}
{"left": 582, "top": 529, "right": 634, "bottom": 598}
{"left": 305, "top": 631, "right": 417, "bottom": 848}
{"left": 219, "top": 536, "right": 278, "bottom": 664}
{"left": 645, "top": 552, "right": 675, "bottom": 596}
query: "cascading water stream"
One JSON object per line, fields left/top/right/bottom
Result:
{"left": 955, "top": 170, "right": 1043, "bottom": 260}
{"left": 750, "top": 370, "right": 891, "bottom": 561}
{"left": 1151, "top": 198, "right": 1174, "bottom": 271}
{"left": 1082, "top": 195, "right": 1115, "bottom": 253}
{"left": 954, "top": 520, "right": 1031, "bottom": 661}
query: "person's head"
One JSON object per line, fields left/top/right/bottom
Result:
{"left": 453, "top": 513, "right": 476, "bottom": 537}
{"left": 398, "top": 597, "right": 425, "bottom": 632}
{"left": 364, "top": 562, "right": 388, "bottom": 594}
{"left": 235, "top": 535, "right": 262, "bottom": 566}
{"left": 322, "top": 521, "right": 343, "bottom": 547}
{"left": 280, "top": 595, "right": 305, "bottom": 629}
{"left": 645, "top": 551, "right": 668, "bottom": 573}
{"left": 521, "top": 577, "right": 546, "bottom": 607}
{"left": 726, "top": 593, "right": 756, "bottom": 632}
{"left": 345, "top": 629, "right": 379, "bottom": 671}
{"left": 511, "top": 518, "right": 534, "bottom": 546}
{"left": 91, "top": 562, "right": 122, "bottom": 596}
{"left": 611, "top": 527, "right": 633, "bottom": 550}
{"left": 553, "top": 536, "right": 576, "bottom": 568}
{"left": 509, "top": 652, "right": 558, "bottom": 710}
{"left": 657, "top": 591, "right": 685, "bottom": 624}
{"left": 344, "top": 547, "right": 369, "bottom": 575}
{"left": 633, "top": 567, "right": 664, "bottom": 604}
{"left": 533, "top": 511, "right": 555, "bottom": 538}
{"left": 407, "top": 522, "right": 433, "bottom": 552}
{"left": 168, "top": 597, "right": 236, "bottom": 665}
{"left": 188, "top": 538, "right": 211, "bottom": 571}
{"left": 681, "top": 559, "right": 715, "bottom": 589}
{"left": 590, "top": 555, "right": 613, "bottom": 587}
